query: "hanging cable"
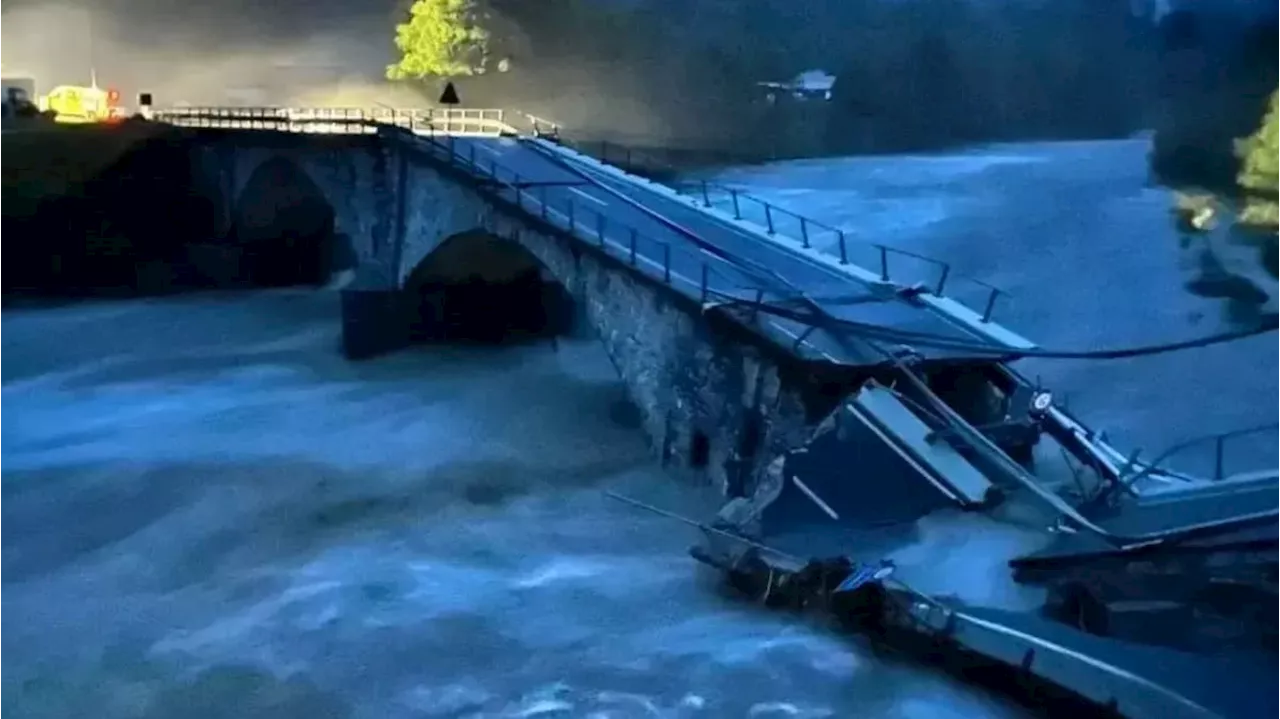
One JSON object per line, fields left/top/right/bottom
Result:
{"left": 713, "top": 290, "right": 1278, "bottom": 362}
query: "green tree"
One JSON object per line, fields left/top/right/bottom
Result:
{"left": 1236, "top": 90, "right": 1279, "bottom": 228}
{"left": 387, "top": 0, "right": 491, "bottom": 80}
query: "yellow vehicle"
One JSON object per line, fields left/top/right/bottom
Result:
{"left": 37, "top": 76, "right": 124, "bottom": 124}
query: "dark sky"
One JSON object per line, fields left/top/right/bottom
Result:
{"left": 2, "top": 0, "right": 1271, "bottom": 109}
{"left": 1, "top": 0, "right": 405, "bottom": 102}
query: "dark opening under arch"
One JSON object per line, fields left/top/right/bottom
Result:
{"left": 404, "top": 231, "right": 576, "bottom": 344}
{"left": 232, "top": 157, "right": 336, "bottom": 287}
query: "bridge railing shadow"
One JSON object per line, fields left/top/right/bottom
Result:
{"left": 555, "top": 136, "right": 1010, "bottom": 324}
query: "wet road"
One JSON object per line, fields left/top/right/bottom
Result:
{"left": 2, "top": 292, "right": 1024, "bottom": 719}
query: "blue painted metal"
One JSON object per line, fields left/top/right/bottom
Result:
{"left": 834, "top": 559, "right": 896, "bottom": 593}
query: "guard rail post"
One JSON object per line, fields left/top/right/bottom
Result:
{"left": 763, "top": 204, "right": 775, "bottom": 234}
{"left": 878, "top": 245, "right": 889, "bottom": 280}
{"left": 981, "top": 289, "right": 1000, "bottom": 323}
{"left": 935, "top": 264, "right": 951, "bottom": 295}
{"left": 629, "top": 229, "right": 638, "bottom": 266}
{"left": 700, "top": 180, "right": 712, "bottom": 208}
{"left": 730, "top": 190, "right": 742, "bottom": 220}
{"left": 1213, "top": 436, "right": 1225, "bottom": 481}
{"left": 799, "top": 217, "right": 810, "bottom": 249}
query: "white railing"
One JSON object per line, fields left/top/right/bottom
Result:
{"left": 152, "top": 106, "right": 518, "bottom": 136}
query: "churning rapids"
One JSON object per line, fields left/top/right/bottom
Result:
{"left": 3, "top": 137, "right": 1275, "bottom": 719}
{"left": 1, "top": 295, "right": 1021, "bottom": 719}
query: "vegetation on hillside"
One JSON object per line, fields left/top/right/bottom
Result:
{"left": 386, "top": 0, "right": 491, "bottom": 80}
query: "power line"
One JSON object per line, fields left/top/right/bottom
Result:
{"left": 716, "top": 291, "right": 1277, "bottom": 362}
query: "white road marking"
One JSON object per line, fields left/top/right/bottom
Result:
{"left": 567, "top": 187, "right": 608, "bottom": 207}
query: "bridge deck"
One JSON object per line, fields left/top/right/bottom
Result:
{"left": 438, "top": 133, "right": 1031, "bottom": 368}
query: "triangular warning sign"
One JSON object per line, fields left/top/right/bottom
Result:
{"left": 438, "top": 81, "right": 460, "bottom": 106}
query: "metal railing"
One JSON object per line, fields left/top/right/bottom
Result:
{"left": 407, "top": 131, "right": 799, "bottom": 335}
{"left": 1114, "top": 422, "right": 1279, "bottom": 487}
{"left": 519, "top": 112, "right": 562, "bottom": 139}
{"left": 153, "top": 106, "right": 515, "bottom": 136}
{"left": 556, "top": 136, "right": 1010, "bottom": 323}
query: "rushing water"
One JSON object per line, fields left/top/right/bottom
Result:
{"left": 1, "top": 292, "right": 1023, "bottom": 718}
{"left": 3, "top": 138, "right": 1275, "bottom": 719}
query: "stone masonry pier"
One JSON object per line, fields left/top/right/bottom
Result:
{"left": 186, "top": 126, "right": 857, "bottom": 497}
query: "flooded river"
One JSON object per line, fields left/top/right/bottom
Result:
{"left": 3, "top": 138, "right": 1274, "bottom": 718}
{"left": 1, "top": 292, "right": 1021, "bottom": 718}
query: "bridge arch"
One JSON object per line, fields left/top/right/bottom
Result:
{"left": 231, "top": 156, "right": 340, "bottom": 287}
{"left": 402, "top": 230, "right": 577, "bottom": 343}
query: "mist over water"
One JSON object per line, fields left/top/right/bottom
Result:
{"left": 1, "top": 291, "right": 1025, "bottom": 718}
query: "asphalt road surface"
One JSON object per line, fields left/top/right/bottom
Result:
{"left": 415, "top": 133, "right": 1026, "bottom": 367}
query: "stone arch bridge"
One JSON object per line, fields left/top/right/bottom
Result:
{"left": 142, "top": 106, "right": 1280, "bottom": 719}
{"left": 181, "top": 118, "right": 1032, "bottom": 505}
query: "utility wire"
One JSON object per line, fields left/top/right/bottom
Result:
{"left": 714, "top": 290, "right": 1278, "bottom": 362}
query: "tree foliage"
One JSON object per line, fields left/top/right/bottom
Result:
{"left": 1237, "top": 91, "right": 1279, "bottom": 195}
{"left": 1236, "top": 90, "right": 1279, "bottom": 228}
{"left": 387, "top": 0, "right": 491, "bottom": 80}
